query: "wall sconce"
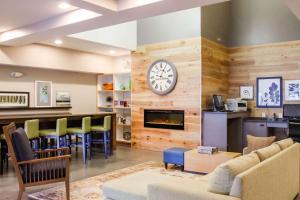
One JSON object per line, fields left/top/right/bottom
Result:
{"left": 9, "top": 72, "right": 24, "bottom": 78}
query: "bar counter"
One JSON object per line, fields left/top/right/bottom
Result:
{"left": 0, "top": 112, "right": 117, "bottom": 149}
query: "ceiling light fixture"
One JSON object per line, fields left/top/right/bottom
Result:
{"left": 58, "top": 2, "right": 71, "bottom": 9}
{"left": 54, "top": 39, "right": 63, "bottom": 45}
{"left": 109, "top": 50, "right": 116, "bottom": 55}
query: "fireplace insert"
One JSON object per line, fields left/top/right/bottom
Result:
{"left": 144, "top": 109, "right": 184, "bottom": 130}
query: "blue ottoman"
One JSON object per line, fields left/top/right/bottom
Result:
{"left": 163, "top": 147, "right": 189, "bottom": 171}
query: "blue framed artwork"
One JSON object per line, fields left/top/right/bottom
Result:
{"left": 256, "top": 77, "right": 283, "bottom": 108}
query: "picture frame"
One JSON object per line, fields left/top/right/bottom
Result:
{"left": 240, "top": 85, "right": 254, "bottom": 100}
{"left": 35, "top": 81, "right": 52, "bottom": 107}
{"left": 256, "top": 77, "right": 283, "bottom": 108}
{"left": 56, "top": 91, "right": 71, "bottom": 107}
{"left": 285, "top": 80, "right": 300, "bottom": 101}
{"left": 0, "top": 91, "right": 29, "bottom": 108}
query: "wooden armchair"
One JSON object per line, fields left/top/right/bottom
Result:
{"left": 3, "top": 123, "right": 71, "bottom": 200}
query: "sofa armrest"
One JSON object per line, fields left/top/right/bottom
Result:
{"left": 148, "top": 182, "right": 240, "bottom": 200}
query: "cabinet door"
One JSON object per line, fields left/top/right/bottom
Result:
{"left": 243, "top": 121, "right": 268, "bottom": 147}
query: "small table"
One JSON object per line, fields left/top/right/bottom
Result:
{"left": 184, "top": 149, "right": 241, "bottom": 174}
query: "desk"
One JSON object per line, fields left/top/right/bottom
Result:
{"left": 0, "top": 112, "right": 117, "bottom": 149}
{"left": 203, "top": 111, "right": 250, "bottom": 152}
{"left": 243, "top": 118, "right": 289, "bottom": 146}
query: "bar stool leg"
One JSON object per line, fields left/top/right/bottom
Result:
{"left": 108, "top": 131, "right": 112, "bottom": 156}
{"left": 87, "top": 133, "right": 91, "bottom": 160}
{"left": 76, "top": 136, "right": 79, "bottom": 154}
{"left": 57, "top": 136, "right": 60, "bottom": 149}
{"left": 82, "top": 134, "right": 86, "bottom": 164}
{"left": 103, "top": 131, "right": 108, "bottom": 159}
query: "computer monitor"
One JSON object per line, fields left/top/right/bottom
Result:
{"left": 213, "top": 95, "right": 225, "bottom": 111}
{"left": 283, "top": 104, "right": 300, "bottom": 118}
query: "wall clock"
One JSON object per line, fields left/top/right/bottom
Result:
{"left": 147, "top": 59, "right": 177, "bottom": 95}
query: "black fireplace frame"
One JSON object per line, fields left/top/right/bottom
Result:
{"left": 144, "top": 109, "right": 184, "bottom": 130}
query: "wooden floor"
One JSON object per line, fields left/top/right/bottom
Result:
{"left": 0, "top": 146, "right": 161, "bottom": 200}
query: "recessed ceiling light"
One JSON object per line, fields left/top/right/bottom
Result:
{"left": 109, "top": 50, "right": 116, "bottom": 55}
{"left": 54, "top": 39, "right": 63, "bottom": 45}
{"left": 58, "top": 2, "right": 71, "bottom": 9}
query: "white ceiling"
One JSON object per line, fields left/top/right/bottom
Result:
{"left": 0, "top": 0, "right": 230, "bottom": 56}
{"left": 0, "top": 0, "right": 76, "bottom": 33}
{"left": 41, "top": 36, "right": 131, "bottom": 56}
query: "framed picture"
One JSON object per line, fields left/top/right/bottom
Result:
{"left": 240, "top": 86, "right": 254, "bottom": 100}
{"left": 285, "top": 80, "right": 300, "bottom": 101}
{"left": 256, "top": 77, "right": 283, "bottom": 108}
{"left": 0, "top": 92, "right": 29, "bottom": 108}
{"left": 35, "top": 81, "right": 52, "bottom": 107}
{"left": 56, "top": 91, "right": 71, "bottom": 107}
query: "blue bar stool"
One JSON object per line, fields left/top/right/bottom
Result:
{"left": 91, "top": 116, "right": 111, "bottom": 159}
{"left": 39, "top": 118, "right": 68, "bottom": 149}
{"left": 67, "top": 117, "right": 92, "bottom": 163}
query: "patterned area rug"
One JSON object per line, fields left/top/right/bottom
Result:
{"left": 28, "top": 162, "right": 202, "bottom": 200}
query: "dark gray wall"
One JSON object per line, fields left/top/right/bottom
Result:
{"left": 202, "top": 0, "right": 300, "bottom": 47}
{"left": 137, "top": 8, "right": 201, "bottom": 45}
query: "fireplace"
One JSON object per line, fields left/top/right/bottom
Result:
{"left": 144, "top": 109, "right": 184, "bottom": 130}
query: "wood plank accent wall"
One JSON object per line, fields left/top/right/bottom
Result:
{"left": 131, "top": 38, "right": 201, "bottom": 151}
{"left": 228, "top": 40, "right": 300, "bottom": 117}
{"left": 202, "top": 38, "right": 230, "bottom": 109}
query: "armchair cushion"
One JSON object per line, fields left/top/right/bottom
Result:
{"left": 12, "top": 128, "right": 33, "bottom": 162}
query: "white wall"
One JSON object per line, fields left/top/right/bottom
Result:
{"left": 0, "top": 66, "right": 97, "bottom": 115}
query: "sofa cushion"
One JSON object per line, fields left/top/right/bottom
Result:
{"left": 275, "top": 138, "right": 294, "bottom": 150}
{"left": 103, "top": 170, "right": 199, "bottom": 200}
{"left": 12, "top": 128, "right": 33, "bottom": 162}
{"left": 247, "top": 135, "right": 276, "bottom": 152}
{"left": 148, "top": 178, "right": 239, "bottom": 200}
{"left": 255, "top": 143, "right": 281, "bottom": 161}
{"left": 208, "top": 153, "right": 260, "bottom": 195}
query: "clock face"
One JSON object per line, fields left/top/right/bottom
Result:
{"left": 147, "top": 60, "right": 177, "bottom": 95}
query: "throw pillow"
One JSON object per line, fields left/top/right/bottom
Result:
{"left": 247, "top": 135, "right": 276, "bottom": 152}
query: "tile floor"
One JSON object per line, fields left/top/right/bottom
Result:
{"left": 0, "top": 146, "right": 161, "bottom": 200}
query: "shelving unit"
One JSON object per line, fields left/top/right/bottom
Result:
{"left": 97, "top": 72, "right": 132, "bottom": 145}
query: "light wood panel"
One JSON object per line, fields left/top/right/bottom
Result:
{"left": 228, "top": 40, "right": 300, "bottom": 117}
{"left": 202, "top": 38, "right": 230, "bottom": 109}
{"left": 131, "top": 38, "right": 201, "bottom": 151}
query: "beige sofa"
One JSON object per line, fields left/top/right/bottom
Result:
{"left": 103, "top": 139, "right": 299, "bottom": 200}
